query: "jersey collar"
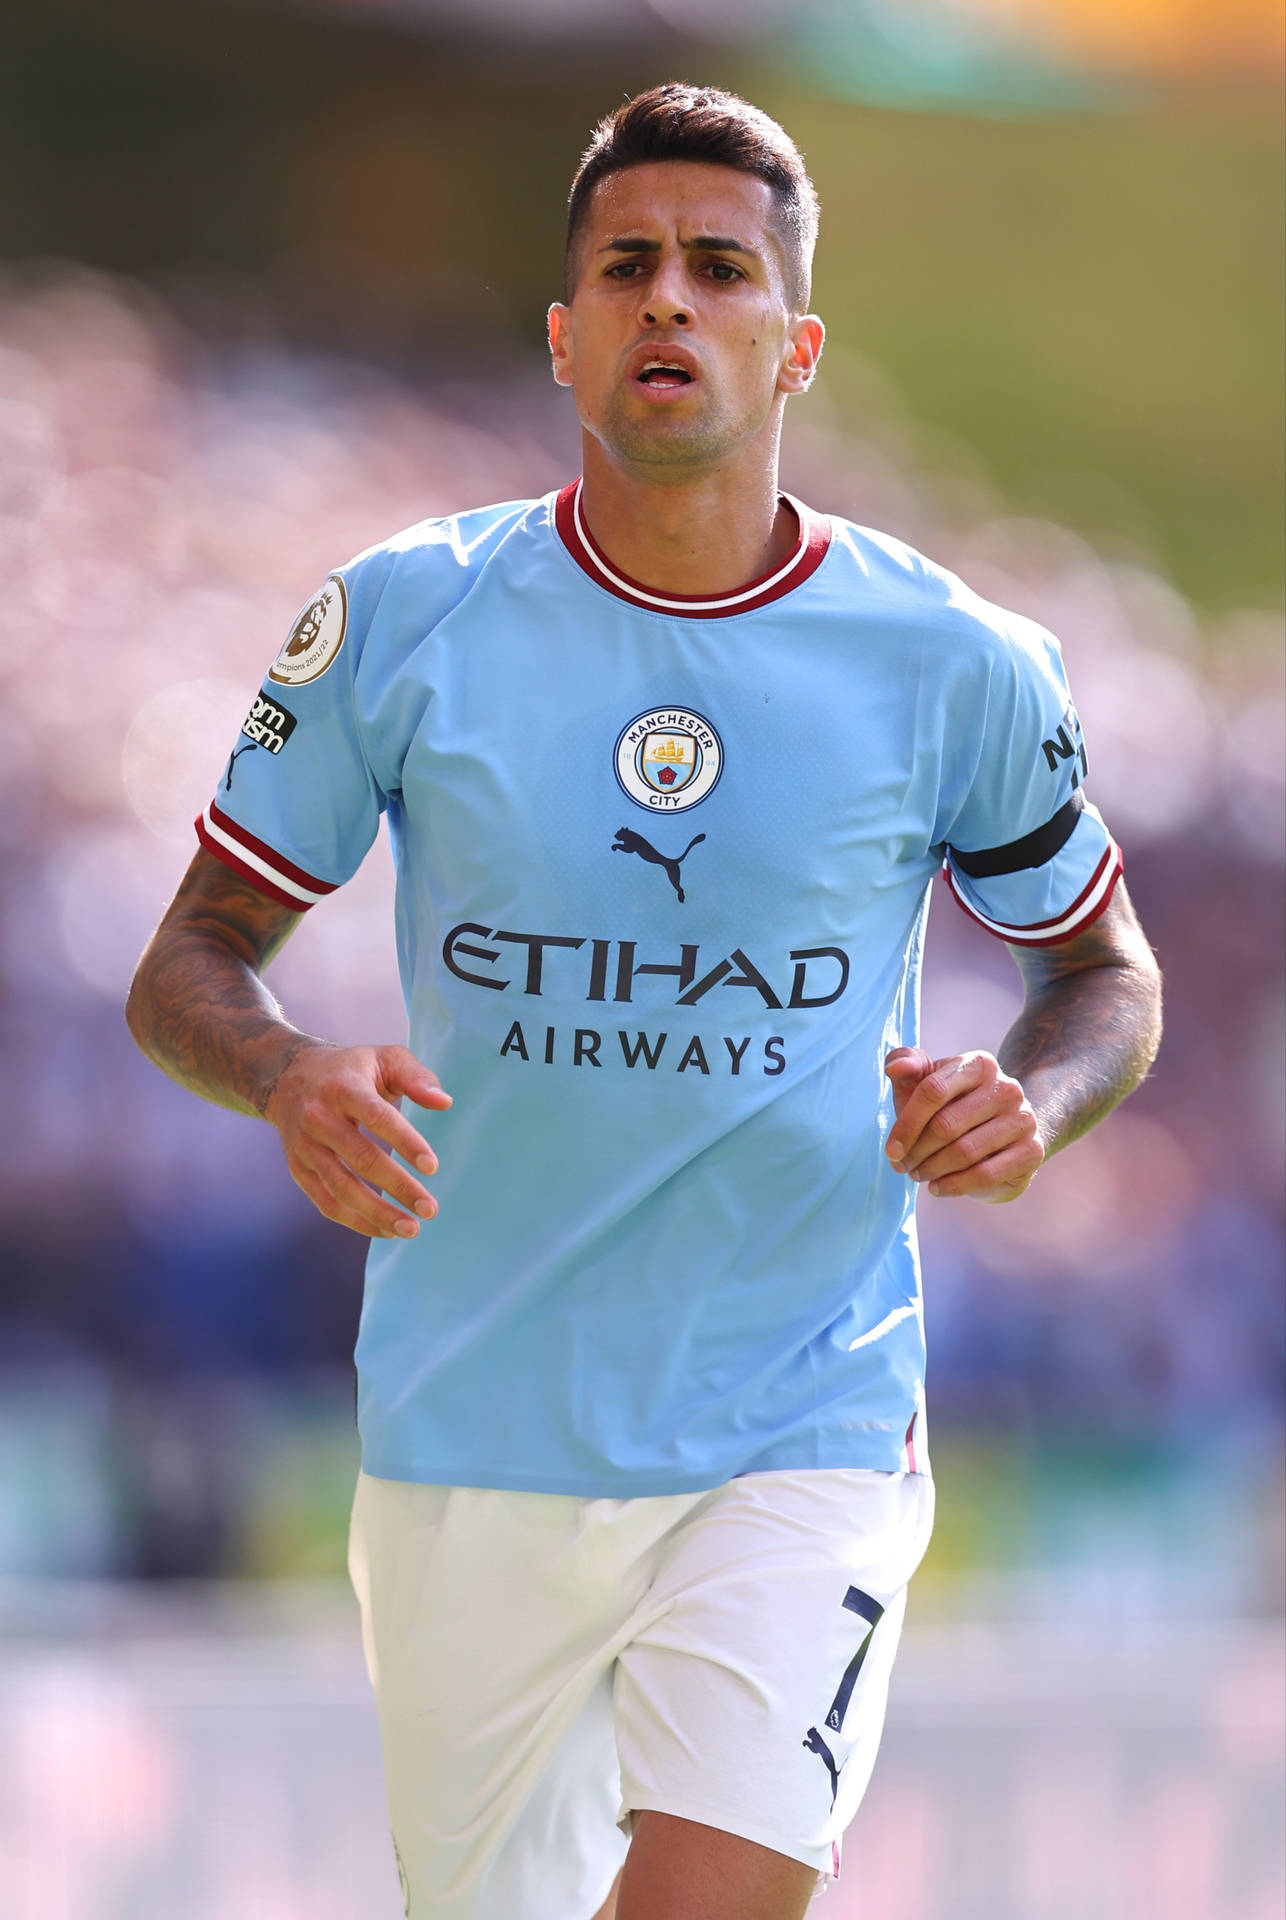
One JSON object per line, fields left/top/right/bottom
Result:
{"left": 554, "top": 479, "right": 830, "bottom": 619}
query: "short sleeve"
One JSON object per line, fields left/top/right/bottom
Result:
{"left": 940, "top": 617, "right": 1123, "bottom": 948}
{"left": 195, "top": 570, "right": 383, "bottom": 910}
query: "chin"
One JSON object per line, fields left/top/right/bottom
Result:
{"left": 597, "top": 405, "right": 737, "bottom": 469}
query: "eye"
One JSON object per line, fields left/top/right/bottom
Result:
{"left": 706, "top": 261, "right": 744, "bottom": 283}
{"left": 605, "top": 259, "right": 644, "bottom": 280}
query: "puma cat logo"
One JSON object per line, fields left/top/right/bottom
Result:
{"left": 802, "top": 1726, "right": 841, "bottom": 1809}
{"left": 612, "top": 827, "right": 706, "bottom": 903}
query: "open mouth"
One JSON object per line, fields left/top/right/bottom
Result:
{"left": 636, "top": 360, "right": 694, "bottom": 389}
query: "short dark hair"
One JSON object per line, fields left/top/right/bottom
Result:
{"left": 564, "top": 83, "right": 820, "bottom": 312}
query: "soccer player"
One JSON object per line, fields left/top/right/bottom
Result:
{"left": 127, "top": 83, "right": 1162, "bottom": 1920}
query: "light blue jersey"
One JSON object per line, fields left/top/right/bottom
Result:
{"left": 199, "top": 484, "right": 1122, "bottom": 1496}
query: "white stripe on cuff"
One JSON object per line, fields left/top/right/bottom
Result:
{"left": 199, "top": 806, "right": 331, "bottom": 907}
{"left": 948, "top": 846, "right": 1121, "bottom": 944}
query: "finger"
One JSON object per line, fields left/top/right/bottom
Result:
{"left": 886, "top": 1054, "right": 985, "bottom": 1164}
{"left": 336, "top": 1122, "right": 439, "bottom": 1215}
{"left": 349, "top": 1090, "right": 445, "bottom": 1175}
{"left": 906, "top": 1111, "right": 1035, "bottom": 1185}
{"left": 318, "top": 1105, "right": 441, "bottom": 1205}
{"left": 924, "top": 1138, "right": 1044, "bottom": 1202}
{"left": 896, "top": 1078, "right": 1025, "bottom": 1176}
{"left": 883, "top": 1048, "right": 932, "bottom": 1121}
{"left": 313, "top": 1180, "right": 406, "bottom": 1240}
{"left": 296, "top": 1148, "right": 430, "bottom": 1237}
{"left": 290, "top": 1157, "right": 407, "bottom": 1239}
{"left": 377, "top": 1046, "right": 453, "bottom": 1111}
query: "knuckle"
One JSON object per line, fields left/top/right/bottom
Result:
{"left": 927, "top": 1110, "right": 957, "bottom": 1144}
{"left": 334, "top": 1166, "right": 376, "bottom": 1207}
{"left": 379, "top": 1045, "right": 419, "bottom": 1085}
{"left": 307, "top": 1186, "right": 345, "bottom": 1225}
{"left": 351, "top": 1138, "right": 385, "bottom": 1176}
{"left": 289, "top": 1165, "right": 319, "bottom": 1204}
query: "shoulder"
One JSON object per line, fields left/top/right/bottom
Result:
{"left": 330, "top": 495, "right": 550, "bottom": 660}
{"left": 343, "top": 494, "right": 545, "bottom": 595}
{"left": 824, "top": 515, "right": 1062, "bottom": 678}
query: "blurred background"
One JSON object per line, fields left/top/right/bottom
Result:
{"left": 0, "top": 2, "right": 1282, "bottom": 1916}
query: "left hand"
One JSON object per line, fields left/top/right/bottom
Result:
{"left": 883, "top": 1047, "right": 1045, "bottom": 1203}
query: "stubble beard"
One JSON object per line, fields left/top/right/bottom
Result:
{"left": 593, "top": 382, "right": 765, "bottom": 473}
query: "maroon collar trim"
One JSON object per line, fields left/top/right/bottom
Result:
{"left": 554, "top": 479, "right": 830, "bottom": 618}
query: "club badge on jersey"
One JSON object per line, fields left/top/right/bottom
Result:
{"left": 614, "top": 706, "right": 724, "bottom": 812}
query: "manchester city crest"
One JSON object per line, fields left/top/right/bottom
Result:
{"left": 614, "top": 706, "right": 723, "bottom": 812}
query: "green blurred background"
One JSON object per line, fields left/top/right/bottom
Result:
{"left": 6, "top": 2, "right": 1282, "bottom": 611}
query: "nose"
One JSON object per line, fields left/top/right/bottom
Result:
{"left": 638, "top": 259, "right": 692, "bottom": 329}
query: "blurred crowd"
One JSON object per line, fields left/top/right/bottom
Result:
{"left": 0, "top": 266, "right": 1280, "bottom": 1581}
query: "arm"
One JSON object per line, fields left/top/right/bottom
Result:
{"left": 126, "top": 848, "right": 450, "bottom": 1239}
{"left": 883, "top": 881, "right": 1162, "bottom": 1202}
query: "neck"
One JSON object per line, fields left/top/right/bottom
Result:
{"left": 577, "top": 434, "right": 796, "bottom": 596}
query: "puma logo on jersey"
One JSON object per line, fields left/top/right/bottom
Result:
{"left": 612, "top": 827, "right": 706, "bottom": 903}
{"left": 223, "top": 692, "right": 298, "bottom": 789}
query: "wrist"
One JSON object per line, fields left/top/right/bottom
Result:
{"left": 255, "top": 1031, "right": 335, "bottom": 1123}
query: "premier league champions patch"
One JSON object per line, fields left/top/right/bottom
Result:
{"left": 614, "top": 707, "right": 723, "bottom": 812}
{"left": 268, "top": 575, "right": 347, "bottom": 686}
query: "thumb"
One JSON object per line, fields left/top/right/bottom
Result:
{"left": 884, "top": 1047, "right": 931, "bottom": 1116}
{"left": 378, "top": 1046, "right": 452, "bottom": 1109}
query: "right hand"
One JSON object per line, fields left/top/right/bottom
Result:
{"left": 264, "top": 1043, "right": 451, "bottom": 1239}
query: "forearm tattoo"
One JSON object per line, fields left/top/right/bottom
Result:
{"left": 126, "top": 854, "right": 328, "bottom": 1118}
{"left": 999, "top": 885, "right": 1163, "bottom": 1156}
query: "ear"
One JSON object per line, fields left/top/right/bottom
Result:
{"left": 777, "top": 315, "right": 825, "bottom": 396}
{"left": 548, "top": 303, "right": 574, "bottom": 388}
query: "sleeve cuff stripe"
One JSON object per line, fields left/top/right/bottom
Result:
{"left": 943, "top": 841, "right": 1123, "bottom": 946}
{"left": 197, "top": 804, "right": 335, "bottom": 907}
{"left": 196, "top": 828, "right": 316, "bottom": 910}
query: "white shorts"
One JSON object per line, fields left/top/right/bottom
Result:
{"left": 348, "top": 1465, "right": 934, "bottom": 1920}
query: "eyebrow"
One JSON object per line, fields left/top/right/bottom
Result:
{"left": 597, "top": 235, "right": 763, "bottom": 262}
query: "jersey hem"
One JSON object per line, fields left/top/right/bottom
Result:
{"left": 357, "top": 1445, "right": 929, "bottom": 1498}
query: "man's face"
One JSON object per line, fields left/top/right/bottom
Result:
{"left": 548, "top": 162, "right": 821, "bottom": 473}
